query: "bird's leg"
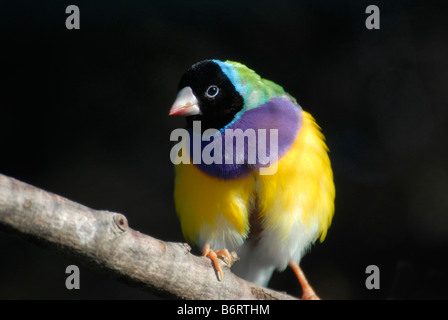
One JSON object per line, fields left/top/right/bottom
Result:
{"left": 202, "top": 244, "right": 232, "bottom": 281}
{"left": 289, "top": 261, "right": 320, "bottom": 300}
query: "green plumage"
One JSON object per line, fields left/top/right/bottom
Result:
{"left": 213, "top": 60, "right": 291, "bottom": 112}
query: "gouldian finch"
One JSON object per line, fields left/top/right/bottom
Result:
{"left": 169, "top": 60, "right": 335, "bottom": 299}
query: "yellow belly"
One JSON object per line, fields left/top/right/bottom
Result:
{"left": 173, "top": 111, "right": 335, "bottom": 253}
{"left": 174, "top": 160, "right": 254, "bottom": 249}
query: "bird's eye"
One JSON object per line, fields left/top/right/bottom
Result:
{"left": 205, "top": 85, "right": 219, "bottom": 98}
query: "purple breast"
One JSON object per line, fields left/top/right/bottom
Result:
{"left": 188, "top": 97, "right": 303, "bottom": 179}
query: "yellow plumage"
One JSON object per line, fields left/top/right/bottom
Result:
{"left": 258, "top": 111, "right": 335, "bottom": 243}
{"left": 174, "top": 160, "right": 253, "bottom": 247}
{"left": 174, "top": 111, "right": 335, "bottom": 262}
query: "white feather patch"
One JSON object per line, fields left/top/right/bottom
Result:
{"left": 197, "top": 213, "right": 246, "bottom": 252}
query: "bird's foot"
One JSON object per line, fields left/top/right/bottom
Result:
{"left": 289, "top": 261, "right": 320, "bottom": 300}
{"left": 202, "top": 244, "right": 233, "bottom": 281}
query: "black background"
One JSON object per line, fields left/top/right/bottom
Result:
{"left": 1, "top": 0, "right": 448, "bottom": 299}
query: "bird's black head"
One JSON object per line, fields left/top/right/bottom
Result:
{"left": 169, "top": 60, "right": 244, "bottom": 131}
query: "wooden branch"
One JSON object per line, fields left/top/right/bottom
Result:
{"left": 0, "top": 173, "right": 296, "bottom": 300}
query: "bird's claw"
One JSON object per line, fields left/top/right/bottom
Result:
{"left": 202, "top": 245, "right": 234, "bottom": 281}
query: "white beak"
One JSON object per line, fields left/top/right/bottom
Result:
{"left": 169, "top": 87, "right": 202, "bottom": 116}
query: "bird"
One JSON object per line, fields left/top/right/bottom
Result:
{"left": 169, "top": 59, "right": 335, "bottom": 299}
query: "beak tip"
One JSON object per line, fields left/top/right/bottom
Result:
{"left": 169, "top": 87, "right": 201, "bottom": 117}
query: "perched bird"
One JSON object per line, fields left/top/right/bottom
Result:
{"left": 169, "top": 60, "right": 335, "bottom": 299}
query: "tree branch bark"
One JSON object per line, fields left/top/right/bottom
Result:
{"left": 0, "top": 173, "right": 296, "bottom": 300}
